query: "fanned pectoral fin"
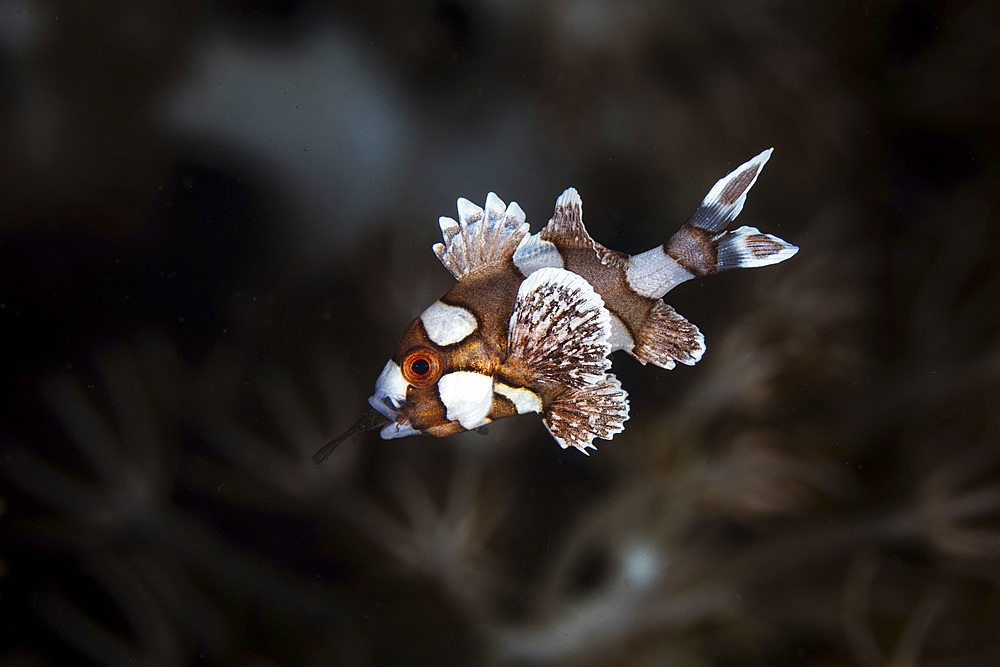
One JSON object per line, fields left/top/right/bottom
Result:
{"left": 507, "top": 267, "right": 613, "bottom": 389}
{"left": 505, "top": 266, "right": 630, "bottom": 452}
{"left": 543, "top": 375, "right": 629, "bottom": 454}
{"left": 631, "top": 300, "right": 706, "bottom": 370}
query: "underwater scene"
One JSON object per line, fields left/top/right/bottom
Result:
{"left": 2, "top": 1, "right": 998, "bottom": 664}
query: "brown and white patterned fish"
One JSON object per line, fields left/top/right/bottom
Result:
{"left": 314, "top": 148, "right": 797, "bottom": 463}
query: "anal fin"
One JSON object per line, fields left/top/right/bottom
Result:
{"left": 631, "top": 301, "right": 705, "bottom": 370}
{"left": 543, "top": 375, "right": 629, "bottom": 454}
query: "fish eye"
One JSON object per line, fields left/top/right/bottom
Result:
{"left": 402, "top": 350, "right": 441, "bottom": 386}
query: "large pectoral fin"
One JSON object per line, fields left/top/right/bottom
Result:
{"left": 505, "top": 267, "right": 630, "bottom": 453}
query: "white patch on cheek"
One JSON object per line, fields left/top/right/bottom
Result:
{"left": 369, "top": 360, "right": 408, "bottom": 419}
{"left": 420, "top": 301, "right": 478, "bottom": 346}
{"left": 495, "top": 382, "right": 542, "bottom": 415}
{"left": 437, "top": 371, "right": 493, "bottom": 429}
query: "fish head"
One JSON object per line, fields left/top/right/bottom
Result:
{"left": 369, "top": 301, "right": 499, "bottom": 440}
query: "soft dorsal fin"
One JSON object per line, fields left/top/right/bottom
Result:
{"left": 505, "top": 267, "right": 630, "bottom": 453}
{"left": 433, "top": 192, "right": 530, "bottom": 279}
{"left": 539, "top": 187, "right": 628, "bottom": 269}
{"left": 539, "top": 187, "right": 596, "bottom": 250}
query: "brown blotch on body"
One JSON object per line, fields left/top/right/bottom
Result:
{"left": 424, "top": 420, "right": 468, "bottom": 438}
{"left": 552, "top": 243, "right": 650, "bottom": 343}
{"left": 404, "top": 382, "right": 451, "bottom": 433}
{"left": 540, "top": 195, "right": 661, "bottom": 351}
{"left": 487, "top": 393, "right": 518, "bottom": 421}
{"left": 664, "top": 224, "right": 718, "bottom": 276}
{"left": 441, "top": 263, "right": 524, "bottom": 357}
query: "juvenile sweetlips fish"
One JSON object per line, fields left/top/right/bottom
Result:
{"left": 314, "top": 148, "right": 798, "bottom": 462}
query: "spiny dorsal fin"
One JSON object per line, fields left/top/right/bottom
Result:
{"left": 543, "top": 376, "right": 629, "bottom": 454}
{"left": 505, "top": 267, "right": 629, "bottom": 453}
{"left": 631, "top": 300, "right": 705, "bottom": 369}
{"left": 433, "top": 192, "right": 530, "bottom": 279}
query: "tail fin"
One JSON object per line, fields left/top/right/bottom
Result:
{"left": 714, "top": 225, "right": 798, "bottom": 271}
{"left": 625, "top": 148, "right": 798, "bottom": 298}
{"left": 690, "top": 147, "right": 773, "bottom": 233}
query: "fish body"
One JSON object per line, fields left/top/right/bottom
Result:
{"left": 330, "top": 148, "right": 797, "bottom": 459}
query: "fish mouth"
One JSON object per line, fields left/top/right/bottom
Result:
{"left": 368, "top": 393, "right": 421, "bottom": 439}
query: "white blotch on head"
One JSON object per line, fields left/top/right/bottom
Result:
{"left": 420, "top": 301, "right": 478, "bottom": 346}
{"left": 438, "top": 371, "right": 493, "bottom": 430}
{"left": 513, "top": 233, "right": 564, "bottom": 277}
{"left": 495, "top": 382, "right": 542, "bottom": 415}
{"left": 369, "top": 360, "right": 408, "bottom": 419}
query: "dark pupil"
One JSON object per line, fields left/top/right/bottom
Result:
{"left": 411, "top": 358, "right": 431, "bottom": 376}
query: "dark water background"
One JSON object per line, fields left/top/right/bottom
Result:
{"left": 2, "top": 0, "right": 999, "bottom": 664}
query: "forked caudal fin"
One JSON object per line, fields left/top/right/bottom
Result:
{"left": 625, "top": 148, "right": 798, "bottom": 299}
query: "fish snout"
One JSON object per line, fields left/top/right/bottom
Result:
{"left": 369, "top": 360, "right": 420, "bottom": 439}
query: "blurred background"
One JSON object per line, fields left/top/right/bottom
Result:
{"left": 2, "top": 0, "right": 999, "bottom": 664}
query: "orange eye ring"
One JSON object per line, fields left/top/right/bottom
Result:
{"left": 401, "top": 350, "right": 441, "bottom": 386}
